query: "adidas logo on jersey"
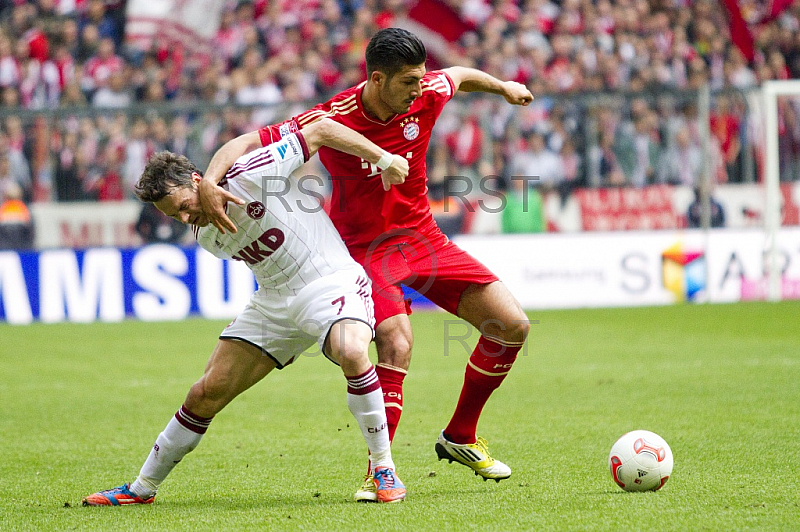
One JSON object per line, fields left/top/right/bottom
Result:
{"left": 276, "top": 136, "right": 301, "bottom": 160}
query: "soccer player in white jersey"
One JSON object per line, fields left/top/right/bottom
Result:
{"left": 81, "top": 118, "right": 410, "bottom": 506}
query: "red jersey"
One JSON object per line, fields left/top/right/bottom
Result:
{"left": 258, "top": 71, "right": 455, "bottom": 252}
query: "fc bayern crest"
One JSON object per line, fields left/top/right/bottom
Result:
{"left": 246, "top": 201, "right": 265, "bottom": 220}
{"left": 401, "top": 117, "right": 420, "bottom": 140}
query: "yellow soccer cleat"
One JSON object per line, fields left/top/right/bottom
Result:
{"left": 354, "top": 473, "right": 377, "bottom": 502}
{"left": 435, "top": 431, "right": 511, "bottom": 482}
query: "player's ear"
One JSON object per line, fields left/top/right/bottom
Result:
{"left": 191, "top": 172, "right": 203, "bottom": 185}
{"left": 370, "top": 70, "right": 385, "bottom": 86}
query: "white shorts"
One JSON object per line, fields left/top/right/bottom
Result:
{"left": 220, "top": 267, "right": 374, "bottom": 369}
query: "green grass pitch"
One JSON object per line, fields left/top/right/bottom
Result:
{"left": 1, "top": 302, "right": 799, "bottom": 531}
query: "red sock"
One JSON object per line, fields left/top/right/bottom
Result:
{"left": 375, "top": 363, "right": 407, "bottom": 443}
{"left": 444, "top": 336, "right": 520, "bottom": 445}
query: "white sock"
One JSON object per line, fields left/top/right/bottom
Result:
{"left": 346, "top": 367, "right": 394, "bottom": 471}
{"left": 129, "top": 406, "right": 211, "bottom": 497}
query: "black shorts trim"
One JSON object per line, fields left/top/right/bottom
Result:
{"left": 218, "top": 335, "right": 285, "bottom": 370}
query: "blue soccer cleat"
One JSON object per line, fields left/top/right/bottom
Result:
{"left": 372, "top": 467, "right": 406, "bottom": 503}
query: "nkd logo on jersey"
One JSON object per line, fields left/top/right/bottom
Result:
{"left": 232, "top": 228, "right": 285, "bottom": 265}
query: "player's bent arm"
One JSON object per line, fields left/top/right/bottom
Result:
{"left": 203, "top": 131, "right": 262, "bottom": 186}
{"left": 197, "top": 131, "right": 262, "bottom": 234}
{"left": 444, "top": 66, "right": 533, "bottom": 106}
{"left": 303, "top": 119, "right": 408, "bottom": 188}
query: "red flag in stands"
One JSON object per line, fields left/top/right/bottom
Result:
{"left": 396, "top": 0, "right": 472, "bottom": 68}
{"left": 720, "top": 0, "right": 755, "bottom": 63}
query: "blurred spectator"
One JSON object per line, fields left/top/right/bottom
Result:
{"left": 91, "top": 68, "right": 131, "bottom": 107}
{"left": 123, "top": 118, "right": 150, "bottom": 197}
{"left": 1, "top": 85, "right": 20, "bottom": 106}
{"left": 658, "top": 127, "right": 704, "bottom": 186}
{"left": 51, "top": 43, "right": 76, "bottom": 92}
{"left": 86, "top": 142, "right": 124, "bottom": 201}
{"left": 445, "top": 114, "right": 484, "bottom": 185}
{"left": 35, "top": 0, "right": 67, "bottom": 50}
{"left": 710, "top": 95, "right": 742, "bottom": 182}
{"left": 81, "top": 36, "right": 124, "bottom": 96}
{"left": 687, "top": 186, "right": 726, "bottom": 228}
{"left": 167, "top": 115, "right": 192, "bottom": 157}
{"left": 0, "top": 147, "right": 22, "bottom": 198}
{"left": 615, "top": 111, "right": 660, "bottom": 187}
{"left": 76, "top": 22, "right": 100, "bottom": 62}
{"left": 507, "top": 131, "right": 564, "bottom": 191}
{"left": 148, "top": 116, "right": 170, "bottom": 153}
{"left": 60, "top": 18, "right": 81, "bottom": 59}
{"left": 79, "top": 0, "right": 121, "bottom": 46}
{"left": 53, "top": 128, "right": 89, "bottom": 201}
{"left": 0, "top": 125, "right": 32, "bottom": 199}
{"left": 59, "top": 80, "right": 87, "bottom": 106}
{"left": 725, "top": 48, "right": 757, "bottom": 89}
{"left": 778, "top": 98, "right": 800, "bottom": 182}
{"left": 0, "top": 181, "right": 33, "bottom": 249}
{"left": 591, "top": 131, "right": 626, "bottom": 187}
{"left": 17, "top": 33, "right": 61, "bottom": 108}
{"left": 0, "top": 34, "right": 20, "bottom": 89}
{"left": 214, "top": 9, "right": 244, "bottom": 69}
{"left": 557, "top": 138, "right": 582, "bottom": 201}
{"left": 231, "top": 47, "right": 281, "bottom": 112}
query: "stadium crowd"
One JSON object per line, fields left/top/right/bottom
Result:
{"left": 0, "top": 0, "right": 798, "bottom": 217}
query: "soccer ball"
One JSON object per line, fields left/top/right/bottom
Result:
{"left": 608, "top": 430, "right": 673, "bottom": 492}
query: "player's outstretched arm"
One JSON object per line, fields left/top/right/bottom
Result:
{"left": 303, "top": 118, "right": 409, "bottom": 191}
{"left": 198, "top": 131, "right": 262, "bottom": 234}
{"left": 443, "top": 66, "right": 533, "bottom": 106}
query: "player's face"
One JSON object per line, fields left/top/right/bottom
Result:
{"left": 154, "top": 174, "right": 209, "bottom": 227}
{"left": 380, "top": 64, "right": 426, "bottom": 114}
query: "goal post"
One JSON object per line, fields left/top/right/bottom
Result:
{"left": 762, "top": 80, "right": 800, "bottom": 302}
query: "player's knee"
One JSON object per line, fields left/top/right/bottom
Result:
{"left": 335, "top": 333, "right": 371, "bottom": 366}
{"left": 510, "top": 315, "right": 530, "bottom": 342}
{"left": 186, "top": 375, "right": 230, "bottom": 415}
{"left": 328, "top": 320, "right": 372, "bottom": 364}
{"left": 489, "top": 313, "right": 529, "bottom": 344}
{"left": 375, "top": 330, "right": 412, "bottom": 368}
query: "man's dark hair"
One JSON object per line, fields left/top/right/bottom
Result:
{"left": 135, "top": 151, "right": 200, "bottom": 203}
{"left": 365, "top": 28, "right": 427, "bottom": 78}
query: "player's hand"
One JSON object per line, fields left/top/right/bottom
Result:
{"left": 381, "top": 154, "right": 409, "bottom": 191}
{"left": 198, "top": 178, "right": 245, "bottom": 234}
{"left": 503, "top": 81, "right": 533, "bottom": 106}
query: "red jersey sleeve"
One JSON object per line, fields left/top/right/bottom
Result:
{"left": 257, "top": 120, "right": 300, "bottom": 147}
{"left": 291, "top": 90, "right": 360, "bottom": 130}
{"left": 420, "top": 70, "right": 456, "bottom": 120}
{"left": 256, "top": 96, "right": 340, "bottom": 147}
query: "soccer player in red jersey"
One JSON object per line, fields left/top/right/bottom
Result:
{"left": 199, "top": 28, "right": 533, "bottom": 501}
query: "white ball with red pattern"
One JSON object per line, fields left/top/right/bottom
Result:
{"left": 608, "top": 430, "right": 673, "bottom": 492}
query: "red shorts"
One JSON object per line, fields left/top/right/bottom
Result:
{"left": 349, "top": 229, "right": 498, "bottom": 326}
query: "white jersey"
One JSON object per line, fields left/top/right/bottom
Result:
{"left": 194, "top": 132, "right": 358, "bottom": 296}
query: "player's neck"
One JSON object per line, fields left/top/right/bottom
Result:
{"left": 361, "top": 84, "right": 395, "bottom": 122}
